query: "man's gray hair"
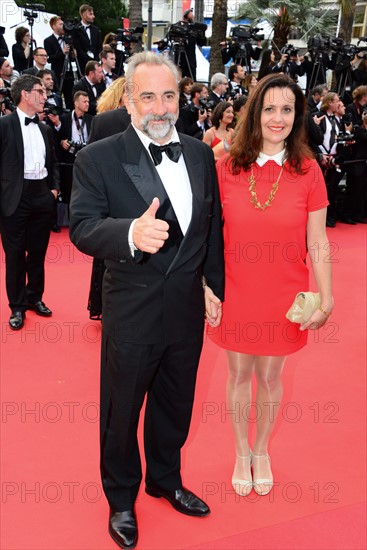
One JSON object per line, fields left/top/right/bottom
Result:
{"left": 125, "top": 51, "right": 179, "bottom": 86}
{"left": 211, "top": 72, "right": 226, "bottom": 90}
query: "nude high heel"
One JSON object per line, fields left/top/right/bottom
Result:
{"left": 232, "top": 451, "right": 253, "bottom": 497}
{"left": 252, "top": 452, "right": 273, "bottom": 496}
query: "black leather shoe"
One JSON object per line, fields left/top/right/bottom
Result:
{"left": 326, "top": 218, "right": 336, "bottom": 228}
{"left": 109, "top": 510, "right": 138, "bottom": 550}
{"left": 28, "top": 301, "right": 52, "bottom": 316}
{"left": 145, "top": 486, "right": 210, "bottom": 517}
{"left": 353, "top": 217, "right": 367, "bottom": 224}
{"left": 51, "top": 224, "right": 61, "bottom": 233}
{"left": 9, "top": 311, "right": 25, "bottom": 330}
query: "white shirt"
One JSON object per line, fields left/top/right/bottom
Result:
{"left": 128, "top": 124, "right": 193, "bottom": 250}
{"left": 17, "top": 108, "right": 47, "bottom": 180}
{"left": 71, "top": 110, "right": 89, "bottom": 143}
{"left": 256, "top": 149, "right": 286, "bottom": 167}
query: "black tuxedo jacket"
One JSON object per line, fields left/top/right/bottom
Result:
{"left": 0, "top": 111, "right": 60, "bottom": 217}
{"left": 179, "top": 103, "right": 209, "bottom": 139}
{"left": 88, "top": 107, "right": 131, "bottom": 143}
{"left": 72, "top": 76, "right": 105, "bottom": 116}
{"left": 70, "top": 125, "right": 224, "bottom": 345}
{"left": 72, "top": 24, "right": 102, "bottom": 74}
{"left": 44, "top": 35, "right": 65, "bottom": 80}
{"left": 207, "top": 91, "right": 222, "bottom": 108}
{"left": 57, "top": 111, "right": 93, "bottom": 162}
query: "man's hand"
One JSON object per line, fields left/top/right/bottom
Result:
{"left": 204, "top": 285, "right": 222, "bottom": 327}
{"left": 313, "top": 114, "right": 325, "bottom": 126}
{"left": 47, "top": 113, "right": 60, "bottom": 127}
{"left": 198, "top": 109, "right": 207, "bottom": 123}
{"left": 133, "top": 197, "right": 169, "bottom": 254}
{"left": 61, "top": 139, "right": 71, "bottom": 150}
{"left": 50, "top": 189, "right": 59, "bottom": 199}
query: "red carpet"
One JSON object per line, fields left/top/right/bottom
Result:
{"left": 1, "top": 224, "right": 366, "bottom": 549}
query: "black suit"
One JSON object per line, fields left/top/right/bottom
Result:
{"left": 44, "top": 34, "right": 75, "bottom": 109}
{"left": 72, "top": 24, "right": 102, "bottom": 74}
{"left": 179, "top": 103, "right": 209, "bottom": 139}
{"left": 207, "top": 91, "right": 222, "bottom": 108}
{"left": 70, "top": 125, "right": 224, "bottom": 510}
{"left": 88, "top": 107, "right": 131, "bottom": 143}
{"left": 0, "top": 111, "right": 60, "bottom": 311}
{"left": 72, "top": 76, "right": 105, "bottom": 116}
{"left": 56, "top": 111, "right": 93, "bottom": 202}
{"left": 12, "top": 43, "right": 33, "bottom": 72}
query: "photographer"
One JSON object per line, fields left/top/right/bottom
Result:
{"left": 44, "top": 16, "right": 74, "bottom": 109}
{"left": 37, "top": 69, "right": 63, "bottom": 121}
{"left": 56, "top": 90, "right": 92, "bottom": 207}
{"left": 172, "top": 9, "right": 206, "bottom": 81}
{"left": 207, "top": 73, "right": 229, "bottom": 107}
{"left": 343, "top": 108, "right": 367, "bottom": 223}
{"left": 0, "top": 57, "right": 19, "bottom": 88}
{"left": 228, "top": 64, "right": 246, "bottom": 96}
{"left": 72, "top": 4, "right": 102, "bottom": 74}
{"left": 272, "top": 47, "right": 305, "bottom": 82}
{"left": 178, "top": 83, "right": 211, "bottom": 139}
{"left": 316, "top": 92, "right": 348, "bottom": 227}
{"left": 99, "top": 46, "right": 116, "bottom": 88}
{"left": 23, "top": 47, "right": 59, "bottom": 91}
{"left": 72, "top": 60, "right": 105, "bottom": 116}
{"left": 221, "top": 26, "right": 262, "bottom": 74}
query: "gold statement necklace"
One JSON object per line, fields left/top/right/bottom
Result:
{"left": 248, "top": 164, "right": 284, "bottom": 211}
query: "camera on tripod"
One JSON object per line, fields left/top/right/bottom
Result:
{"left": 116, "top": 26, "right": 144, "bottom": 53}
{"left": 63, "top": 18, "right": 83, "bottom": 48}
{"left": 168, "top": 21, "right": 207, "bottom": 46}
{"left": 23, "top": 3, "right": 44, "bottom": 19}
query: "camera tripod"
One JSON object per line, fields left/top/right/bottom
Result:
{"left": 172, "top": 42, "right": 194, "bottom": 81}
{"left": 59, "top": 49, "right": 82, "bottom": 91}
{"left": 337, "top": 67, "right": 353, "bottom": 101}
{"left": 308, "top": 57, "right": 326, "bottom": 94}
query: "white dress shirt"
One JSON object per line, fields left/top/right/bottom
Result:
{"left": 128, "top": 124, "right": 193, "bottom": 251}
{"left": 17, "top": 108, "right": 47, "bottom": 180}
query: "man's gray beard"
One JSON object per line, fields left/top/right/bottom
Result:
{"left": 141, "top": 113, "right": 177, "bottom": 140}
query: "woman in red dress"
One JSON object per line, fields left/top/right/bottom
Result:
{"left": 207, "top": 74, "right": 334, "bottom": 497}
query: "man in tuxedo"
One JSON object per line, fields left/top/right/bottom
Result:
{"left": 72, "top": 4, "right": 102, "bottom": 74}
{"left": 179, "top": 83, "right": 210, "bottom": 139}
{"left": 70, "top": 52, "right": 224, "bottom": 550}
{"left": 207, "top": 72, "right": 229, "bottom": 107}
{"left": 228, "top": 64, "right": 246, "bottom": 96}
{"left": 0, "top": 75, "right": 60, "bottom": 330}
{"left": 44, "top": 16, "right": 74, "bottom": 109}
{"left": 72, "top": 60, "right": 105, "bottom": 116}
{"left": 55, "top": 90, "right": 92, "bottom": 205}
{"left": 22, "top": 47, "right": 59, "bottom": 91}
{"left": 100, "top": 46, "right": 116, "bottom": 88}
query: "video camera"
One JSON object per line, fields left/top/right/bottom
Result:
{"left": 198, "top": 97, "right": 216, "bottom": 113}
{"left": 23, "top": 3, "right": 44, "bottom": 17}
{"left": 116, "top": 26, "right": 144, "bottom": 51}
{"left": 230, "top": 25, "right": 264, "bottom": 43}
{"left": 168, "top": 21, "right": 207, "bottom": 45}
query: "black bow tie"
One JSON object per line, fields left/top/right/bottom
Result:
{"left": 149, "top": 142, "right": 182, "bottom": 166}
{"left": 105, "top": 73, "right": 113, "bottom": 78}
{"left": 85, "top": 25, "right": 90, "bottom": 30}
{"left": 25, "top": 115, "right": 39, "bottom": 126}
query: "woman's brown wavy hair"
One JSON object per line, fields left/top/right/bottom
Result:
{"left": 228, "top": 74, "right": 313, "bottom": 175}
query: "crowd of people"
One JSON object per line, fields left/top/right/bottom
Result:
{"left": 0, "top": 6, "right": 365, "bottom": 550}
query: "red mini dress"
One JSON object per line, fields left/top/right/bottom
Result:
{"left": 209, "top": 157, "right": 329, "bottom": 356}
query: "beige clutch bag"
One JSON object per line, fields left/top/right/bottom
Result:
{"left": 286, "top": 292, "right": 321, "bottom": 324}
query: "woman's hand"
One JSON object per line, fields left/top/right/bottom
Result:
{"left": 300, "top": 298, "right": 334, "bottom": 331}
{"left": 204, "top": 285, "right": 222, "bottom": 327}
